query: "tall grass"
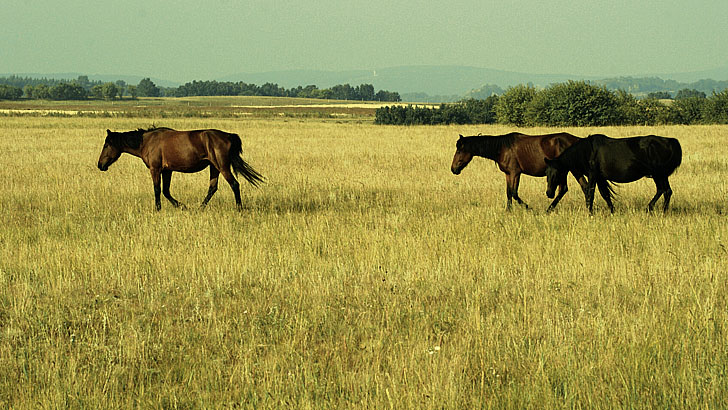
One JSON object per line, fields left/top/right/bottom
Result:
{"left": 1, "top": 117, "right": 726, "bottom": 408}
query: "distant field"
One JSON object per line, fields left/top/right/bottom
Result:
{"left": 0, "top": 113, "right": 727, "bottom": 408}
{"left": 0, "top": 96, "right": 436, "bottom": 120}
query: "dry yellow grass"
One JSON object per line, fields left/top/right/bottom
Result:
{"left": 0, "top": 116, "right": 727, "bottom": 408}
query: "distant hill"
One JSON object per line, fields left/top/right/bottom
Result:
{"left": 222, "top": 65, "right": 728, "bottom": 99}
{"left": 4, "top": 65, "right": 728, "bottom": 101}
{"left": 221, "top": 65, "right": 600, "bottom": 96}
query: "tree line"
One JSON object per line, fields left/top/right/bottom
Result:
{"left": 375, "top": 81, "right": 728, "bottom": 126}
{"left": 0, "top": 75, "right": 401, "bottom": 102}
{"left": 168, "top": 80, "right": 401, "bottom": 101}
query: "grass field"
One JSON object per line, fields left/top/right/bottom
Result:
{"left": 0, "top": 96, "right": 391, "bottom": 120}
{"left": 1, "top": 109, "right": 727, "bottom": 408}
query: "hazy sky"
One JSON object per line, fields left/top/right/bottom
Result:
{"left": 2, "top": 0, "right": 726, "bottom": 82}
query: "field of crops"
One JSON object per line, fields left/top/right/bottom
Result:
{"left": 1, "top": 102, "right": 727, "bottom": 408}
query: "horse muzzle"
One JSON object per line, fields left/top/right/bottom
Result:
{"left": 98, "top": 162, "right": 108, "bottom": 171}
{"left": 451, "top": 166, "right": 462, "bottom": 175}
{"left": 546, "top": 189, "right": 555, "bottom": 199}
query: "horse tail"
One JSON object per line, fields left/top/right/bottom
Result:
{"left": 228, "top": 133, "right": 264, "bottom": 187}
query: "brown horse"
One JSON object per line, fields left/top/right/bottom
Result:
{"left": 98, "top": 127, "right": 263, "bottom": 211}
{"left": 451, "top": 132, "right": 588, "bottom": 211}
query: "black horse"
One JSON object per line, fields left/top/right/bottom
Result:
{"left": 544, "top": 134, "right": 682, "bottom": 213}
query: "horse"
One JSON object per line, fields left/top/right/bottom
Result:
{"left": 450, "top": 132, "right": 588, "bottom": 212}
{"left": 97, "top": 127, "right": 264, "bottom": 211}
{"left": 544, "top": 134, "right": 682, "bottom": 214}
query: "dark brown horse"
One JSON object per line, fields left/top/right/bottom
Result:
{"left": 451, "top": 132, "right": 588, "bottom": 211}
{"left": 97, "top": 127, "right": 263, "bottom": 211}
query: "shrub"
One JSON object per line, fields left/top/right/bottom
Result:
{"left": 670, "top": 97, "right": 706, "bottom": 124}
{"left": 526, "top": 81, "right": 620, "bottom": 126}
{"left": 495, "top": 84, "right": 536, "bottom": 126}
{"left": 702, "top": 89, "right": 728, "bottom": 124}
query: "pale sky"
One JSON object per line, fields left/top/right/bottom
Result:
{"left": 2, "top": 0, "right": 726, "bottom": 82}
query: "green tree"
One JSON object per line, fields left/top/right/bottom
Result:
{"left": 614, "top": 89, "right": 642, "bottom": 125}
{"left": 91, "top": 84, "right": 104, "bottom": 99}
{"left": 646, "top": 91, "right": 672, "bottom": 99}
{"left": 127, "top": 85, "right": 138, "bottom": 99}
{"left": 101, "top": 82, "right": 119, "bottom": 100}
{"left": 495, "top": 84, "right": 536, "bottom": 126}
{"left": 702, "top": 89, "right": 728, "bottom": 124}
{"left": 49, "top": 82, "right": 87, "bottom": 100}
{"left": 670, "top": 97, "right": 706, "bottom": 124}
{"left": 33, "top": 84, "right": 51, "bottom": 99}
{"left": 23, "top": 85, "right": 35, "bottom": 99}
{"left": 0, "top": 84, "right": 23, "bottom": 100}
{"left": 116, "top": 80, "right": 127, "bottom": 98}
{"left": 137, "top": 78, "right": 160, "bottom": 97}
{"left": 674, "top": 88, "right": 706, "bottom": 100}
{"left": 526, "top": 81, "right": 620, "bottom": 126}
{"left": 357, "top": 84, "right": 375, "bottom": 101}
{"left": 375, "top": 90, "right": 400, "bottom": 102}
{"left": 638, "top": 98, "right": 671, "bottom": 125}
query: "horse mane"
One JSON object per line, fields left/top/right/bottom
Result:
{"left": 460, "top": 132, "right": 519, "bottom": 160}
{"left": 107, "top": 126, "right": 171, "bottom": 149}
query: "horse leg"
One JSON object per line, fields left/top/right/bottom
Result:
{"left": 575, "top": 174, "right": 589, "bottom": 196}
{"left": 150, "top": 168, "right": 162, "bottom": 211}
{"left": 662, "top": 179, "right": 673, "bottom": 212}
{"left": 220, "top": 168, "right": 242, "bottom": 210}
{"left": 507, "top": 173, "right": 529, "bottom": 209}
{"left": 161, "top": 170, "right": 183, "bottom": 208}
{"left": 596, "top": 179, "right": 615, "bottom": 213}
{"left": 648, "top": 177, "right": 671, "bottom": 212}
{"left": 585, "top": 174, "right": 597, "bottom": 215}
{"left": 504, "top": 175, "right": 513, "bottom": 211}
{"left": 200, "top": 167, "right": 220, "bottom": 209}
{"left": 546, "top": 183, "right": 567, "bottom": 213}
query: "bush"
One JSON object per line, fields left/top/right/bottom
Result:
{"left": 495, "top": 84, "right": 536, "bottom": 126}
{"left": 636, "top": 98, "right": 673, "bottom": 125}
{"left": 374, "top": 97, "right": 498, "bottom": 126}
{"left": 702, "top": 89, "right": 728, "bottom": 124}
{"left": 526, "top": 81, "right": 620, "bottom": 126}
{"left": 670, "top": 97, "right": 706, "bottom": 124}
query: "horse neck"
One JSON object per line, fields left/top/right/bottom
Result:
{"left": 122, "top": 145, "right": 144, "bottom": 158}
{"left": 468, "top": 135, "right": 511, "bottom": 160}
{"left": 119, "top": 136, "right": 146, "bottom": 158}
{"left": 561, "top": 141, "right": 593, "bottom": 173}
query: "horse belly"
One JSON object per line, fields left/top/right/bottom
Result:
{"left": 161, "top": 141, "right": 208, "bottom": 172}
{"left": 598, "top": 156, "right": 644, "bottom": 183}
{"left": 516, "top": 144, "right": 547, "bottom": 176}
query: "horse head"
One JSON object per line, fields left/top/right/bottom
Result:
{"left": 544, "top": 158, "right": 567, "bottom": 199}
{"left": 97, "top": 130, "right": 123, "bottom": 171}
{"left": 451, "top": 135, "right": 474, "bottom": 175}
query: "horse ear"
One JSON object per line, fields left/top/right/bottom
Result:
{"left": 459, "top": 134, "right": 463, "bottom": 139}
{"left": 106, "top": 129, "right": 111, "bottom": 135}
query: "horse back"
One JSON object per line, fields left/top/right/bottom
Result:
{"left": 143, "top": 129, "right": 235, "bottom": 172}
{"left": 514, "top": 133, "right": 578, "bottom": 175}
{"left": 540, "top": 132, "right": 582, "bottom": 159}
{"left": 596, "top": 135, "right": 681, "bottom": 180}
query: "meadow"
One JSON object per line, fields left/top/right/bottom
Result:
{"left": 0, "top": 100, "right": 727, "bottom": 408}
